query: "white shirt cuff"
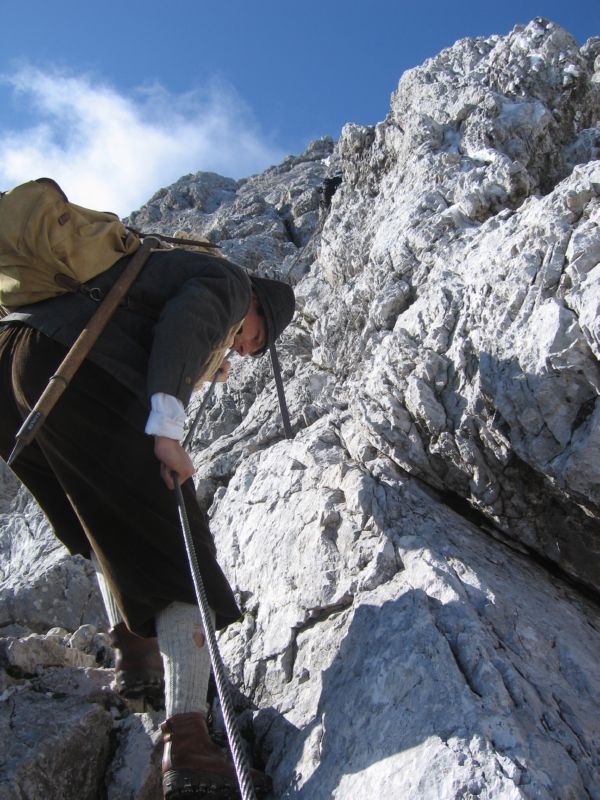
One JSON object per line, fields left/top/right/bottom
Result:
{"left": 145, "top": 393, "right": 187, "bottom": 441}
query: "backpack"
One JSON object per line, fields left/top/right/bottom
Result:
{"left": 0, "top": 177, "right": 221, "bottom": 310}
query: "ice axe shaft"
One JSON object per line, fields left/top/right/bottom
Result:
{"left": 7, "top": 237, "right": 158, "bottom": 467}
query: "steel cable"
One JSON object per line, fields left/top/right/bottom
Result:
{"left": 173, "top": 479, "right": 257, "bottom": 800}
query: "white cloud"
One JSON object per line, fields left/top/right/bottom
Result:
{"left": 0, "top": 67, "right": 285, "bottom": 216}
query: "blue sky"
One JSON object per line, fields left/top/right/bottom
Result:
{"left": 1, "top": 0, "right": 598, "bottom": 215}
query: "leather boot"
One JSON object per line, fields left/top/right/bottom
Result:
{"left": 110, "top": 622, "right": 164, "bottom": 706}
{"left": 161, "top": 711, "right": 272, "bottom": 799}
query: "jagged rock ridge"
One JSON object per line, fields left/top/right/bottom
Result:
{"left": 1, "top": 17, "right": 599, "bottom": 800}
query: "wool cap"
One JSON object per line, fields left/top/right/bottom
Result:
{"left": 249, "top": 276, "right": 295, "bottom": 356}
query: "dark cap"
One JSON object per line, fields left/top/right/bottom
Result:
{"left": 249, "top": 275, "right": 296, "bottom": 356}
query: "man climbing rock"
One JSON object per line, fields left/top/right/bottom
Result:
{"left": 0, "top": 246, "right": 295, "bottom": 798}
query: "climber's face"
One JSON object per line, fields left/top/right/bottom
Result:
{"left": 233, "top": 294, "right": 267, "bottom": 357}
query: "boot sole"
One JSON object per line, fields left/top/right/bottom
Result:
{"left": 163, "top": 769, "right": 271, "bottom": 799}
{"left": 114, "top": 671, "right": 165, "bottom": 706}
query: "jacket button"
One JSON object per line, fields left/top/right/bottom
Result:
{"left": 184, "top": 376, "right": 192, "bottom": 385}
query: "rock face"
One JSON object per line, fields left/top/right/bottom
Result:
{"left": 1, "top": 17, "right": 600, "bottom": 800}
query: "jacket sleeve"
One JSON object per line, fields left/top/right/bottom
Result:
{"left": 146, "top": 267, "right": 250, "bottom": 407}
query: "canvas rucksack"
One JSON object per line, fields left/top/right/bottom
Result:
{"left": 0, "top": 177, "right": 221, "bottom": 310}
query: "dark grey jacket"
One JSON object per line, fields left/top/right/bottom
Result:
{"left": 2, "top": 249, "right": 252, "bottom": 409}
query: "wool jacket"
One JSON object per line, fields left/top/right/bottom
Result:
{"left": 0, "top": 323, "right": 242, "bottom": 633}
{"left": 2, "top": 248, "right": 252, "bottom": 411}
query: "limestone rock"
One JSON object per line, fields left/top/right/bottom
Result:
{"left": 0, "top": 473, "right": 106, "bottom": 634}
{"left": 105, "top": 711, "right": 163, "bottom": 800}
{"left": 291, "top": 18, "right": 600, "bottom": 592}
{"left": 0, "top": 632, "right": 97, "bottom": 676}
{"left": 0, "top": 689, "right": 113, "bottom": 800}
{"left": 0, "top": 632, "right": 157, "bottom": 800}
{"left": 210, "top": 418, "right": 600, "bottom": 799}
{"left": 126, "top": 136, "right": 336, "bottom": 277}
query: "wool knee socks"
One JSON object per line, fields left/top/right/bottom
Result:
{"left": 155, "top": 601, "right": 213, "bottom": 717}
{"left": 91, "top": 552, "right": 211, "bottom": 716}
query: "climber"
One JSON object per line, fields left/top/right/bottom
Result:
{"left": 0, "top": 246, "right": 295, "bottom": 799}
